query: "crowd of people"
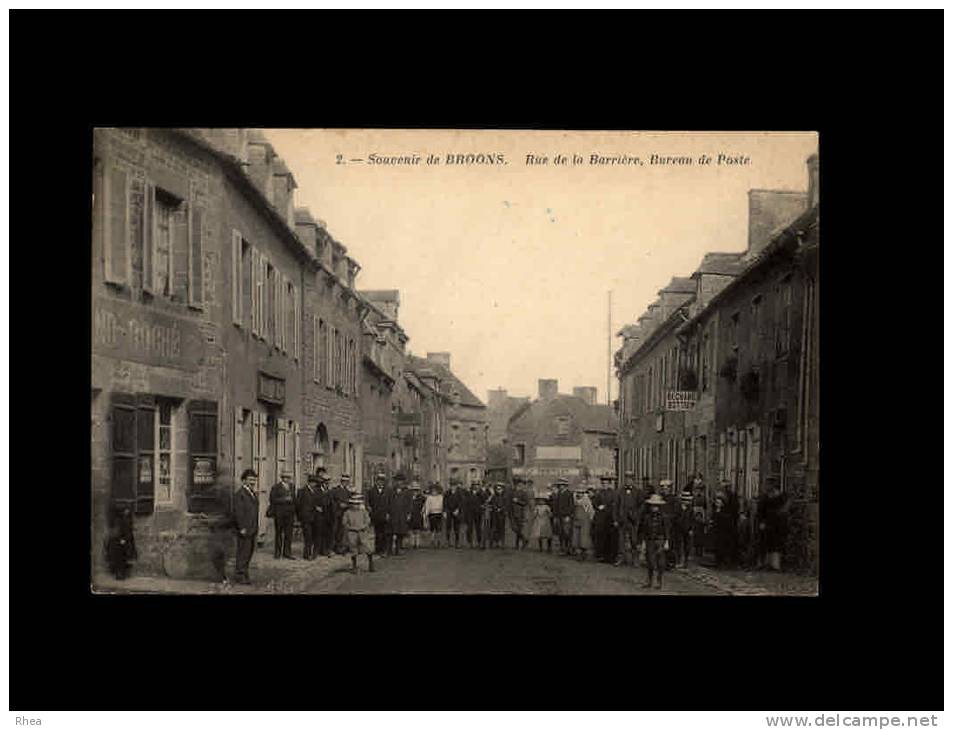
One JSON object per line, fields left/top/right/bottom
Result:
{"left": 102, "top": 465, "right": 791, "bottom": 588}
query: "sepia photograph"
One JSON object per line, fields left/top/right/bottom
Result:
{"left": 90, "top": 128, "right": 819, "bottom": 596}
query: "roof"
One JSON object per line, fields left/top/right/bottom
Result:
{"left": 692, "top": 252, "right": 746, "bottom": 277}
{"left": 509, "top": 394, "right": 617, "bottom": 435}
{"left": 660, "top": 276, "right": 695, "bottom": 295}
{"left": 359, "top": 290, "right": 400, "bottom": 303}
{"left": 678, "top": 206, "right": 819, "bottom": 335}
{"left": 294, "top": 207, "right": 316, "bottom": 225}
{"left": 406, "top": 355, "right": 485, "bottom": 408}
{"left": 246, "top": 129, "right": 268, "bottom": 144}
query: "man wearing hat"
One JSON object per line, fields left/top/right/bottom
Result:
{"left": 674, "top": 488, "right": 696, "bottom": 568}
{"left": 342, "top": 492, "right": 375, "bottom": 574}
{"left": 463, "top": 479, "right": 484, "bottom": 548}
{"left": 616, "top": 475, "right": 641, "bottom": 566}
{"left": 268, "top": 469, "right": 296, "bottom": 560}
{"left": 367, "top": 470, "right": 392, "bottom": 559}
{"left": 408, "top": 480, "right": 427, "bottom": 549}
{"left": 490, "top": 483, "right": 507, "bottom": 549}
{"left": 233, "top": 469, "right": 260, "bottom": 584}
{"left": 295, "top": 473, "right": 322, "bottom": 560}
{"left": 553, "top": 479, "right": 575, "bottom": 555}
{"left": 510, "top": 477, "right": 530, "bottom": 550}
{"left": 314, "top": 468, "right": 333, "bottom": 557}
{"left": 444, "top": 478, "right": 463, "bottom": 549}
{"left": 388, "top": 474, "right": 412, "bottom": 555}
{"left": 638, "top": 493, "right": 672, "bottom": 589}
{"left": 331, "top": 474, "right": 352, "bottom": 554}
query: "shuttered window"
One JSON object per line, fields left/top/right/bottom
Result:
{"left": 103, "top": 165, "right": 131, "bottom": 286}
{"left": 250, "top": 248, "right": 260, "bottom": 336}
{"left": 312, "top": 316, "right": 319, "bottom": 382}
{"left": 291, "top": 284, "right": 299, "bottom": 361}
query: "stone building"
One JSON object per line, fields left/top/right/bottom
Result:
{"left": 614, "top": 154, "right": 819, "bottom": 570}
{"left": 486, "top": 388, "right": 530, "bottom": 446}
{"left": 406, "top": 353, "right": 488, "bottom": 487}
{"left": 91, "top": 128, "right": 393, "bottom": 580}
{"left": 506, "top": 380, "right": 617, "bottom": 492}
{"left": 357, "top": 290, "right": 409, "bottom": 487}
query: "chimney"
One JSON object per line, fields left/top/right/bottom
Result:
{"left": 487, "top": 388, "right": 508, "bottom": 410}
{"left": 572, "top": 386, "right": 597, "bottom": 406}
{"left": 294, "top": 207, "right": 317, "bottom": 253}
{"left": 245, "top": 133, "right": 276, "bottom": 206}
{"left": 747, "top": 189, "right": 809, "bottom": 259}
{"left": 271, "top": 157, "right": 297, "bottom": 228}
{"left": 426, "top": 352, "right": 451, "bottom": 370}
{"left": 538, "top": 379, "right": 558, "bottom": 400}
{"left": 807, "top": 154, "right": 819, "bottom": 209}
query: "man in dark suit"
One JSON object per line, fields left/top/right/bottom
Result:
{"left": 615, "top": 476, "right": 641, "bottom": 566}
{"left": 331, "top": 474, "right": 353, "bottom": 553}
{"left": 367, "top": 471, "right": 392, "bottom": 558}
{"left": 315, "top": 469, "right": 333, "bottom": 557}
{"left": 269, "top": 470, "right": 296, "bottom": 560}
{"left": 463, "top": 480, "right": 484, "bottom": 548}
{"left": 444, "top": 479, "right": 463, "bottom": 549}
{"left": 296, "top": 473, "right": 321, "bottom": 560}
{"left": 554, "top": 479, "right": 575, "bottom": 555}
{"left": 233, "top": 469, "right": 260, "bottom": 584}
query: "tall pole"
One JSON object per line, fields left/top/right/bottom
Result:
{"left": 607, "top": 290, "right": 612, "bottom": 406}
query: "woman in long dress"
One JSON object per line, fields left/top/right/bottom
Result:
{"left": 572, "top": 488, "right": 594, "bottom": 560}
{"left": 529, "top": 495, "right": 553, "bottom": 552}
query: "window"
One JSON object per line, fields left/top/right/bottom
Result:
{"left": 701, "top": 329, "right": 711, "bottom": 392}
{"left": 556, "top": 415, "right": 570, "bottom": 436}
{"left": 111, "top": 395, "right": 190, "bottom": 514}
{"left": 324, "top": 322, "right": 332, "bottom": 388}
{"left": 260, "top": 254, "right": 269, "bottom": 341}
{"left": 102, "top": 164, "right": 130, "bottom": 286}
{"left": 251, "top": 248, "right": 261, "bottom": 336}
{"left": 151, "top": 193, "right": 175, "bottom": 297}
{"left": 156, "top": 401, "right": 173, "bottom": 503}
{"left": 775, "top": 276, "right": 793, "bottom": 356}
{"left": 313, "top": 316, "right": 320, "bottom": 382}
{"left": 751, "top": 295, "right": 763, "bottom": 361}
{"left": 514, "top": 443, "right": 526, "bottom": 465}
{"left": 188, "top": 400, "right": 218, "bottom": 510}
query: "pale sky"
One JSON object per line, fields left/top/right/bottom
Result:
{"left": 267, "top": 130, "right": 818, "bottom": 406}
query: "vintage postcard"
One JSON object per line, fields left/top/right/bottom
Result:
{"left": 91, "top": 129, "right": 819, "bottom": 596}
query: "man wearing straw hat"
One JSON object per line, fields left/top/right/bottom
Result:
{"left": 638, "top": 492, "right": 672, "bottom": 590}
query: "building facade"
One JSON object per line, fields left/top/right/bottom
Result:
{"left": 507, "top": 380, "right": 617, "bottom": 493}
{"left": 92, "top": 128, "right": 399, "bottom": 580}
{"left": 614, "top": 154, "right": 819, "bottom": 571}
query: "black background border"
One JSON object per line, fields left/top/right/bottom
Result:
{"left": 8, "top": 9, "right": 943, "bottom": 711}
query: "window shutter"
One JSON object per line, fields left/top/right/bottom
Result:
{"left": 234, "top": 407, "right": 244, "bottom": 482}
{"left": 260, "top": 255, "right": 269, "bottom": 342}
{"left": 279, "top": 273, "right": 287, "bottom": 353}
{"left": 142, "top": 181, "right": 155, "bottom": 294}
{"left": 292, "top": 284, "right": 299, "bottom": 361}
{"left": 250, "top": 248, "right": 260, "bottom": 336}
{"left": 111, "top": 401, "right": 138, "bottom": 504}
{"left": 232, "top": 231, "right": 242, "bottom": 326}
{"left": 189, "top": 195, "right": 204, "bottom": 309}
{"left": 251, "top": 411, "right": 261, "bottom": 478}
{"left": 104, "top": 166, "right": 130, "bottom": 285}
{"left": 135, "top": 402, "right": 156, "bottom": 515}
{"left": 172, "top": 200, "right": 189, "bottom": 301}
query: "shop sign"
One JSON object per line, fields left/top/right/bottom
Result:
{"left": 93, "top": 296, "right": 201, "bottom": 371}
{"left": 666, "top": 391, "right": 698, "bottom": 411}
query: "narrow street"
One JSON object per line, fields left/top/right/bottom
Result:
{"left": 301, "top": 545, "right": 723, "bottom": 595}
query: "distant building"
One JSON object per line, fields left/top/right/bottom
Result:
{"left": 506, "top": 379, "right": 618, "bottom": 492}
{"left": 486, "top": 388, "right": 530, "bottom": 446}
{"left": 406, "top": 353, "right": 487, "bottom": 487}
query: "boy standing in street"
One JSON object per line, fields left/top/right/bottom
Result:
{"left": 343, "top": 493, "right": 375, "bottom": 574}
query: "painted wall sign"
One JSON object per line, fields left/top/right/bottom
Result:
{"left": 93, "top": 296, "right": 202, "bottom": 371}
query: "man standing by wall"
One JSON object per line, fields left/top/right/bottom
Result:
{"left": 233, "top": 469, "right": 260, "bottom": 585}
{"left": 269, "top": 470, "right": 296, "bottom": 560}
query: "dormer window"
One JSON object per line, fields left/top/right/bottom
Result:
{"left": 556, "top": 416, "right": 570, "bottom": 436}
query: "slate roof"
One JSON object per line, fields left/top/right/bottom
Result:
{"left": 406, "top": 355, "right": 484, "bottom": 408}
{"left": 509, "top": 394, "right": 617, "bottom": 434}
